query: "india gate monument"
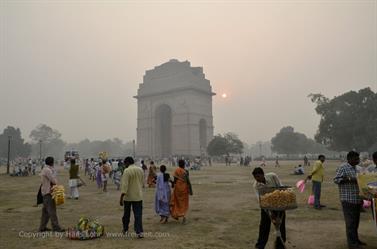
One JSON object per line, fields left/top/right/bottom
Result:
{"left": 135, "top": 59, "right": 215, "bottom": 158}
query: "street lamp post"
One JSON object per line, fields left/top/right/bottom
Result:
{"left": 259, "top": 142, "right": 262, "bottom": 157}
{"left": 249, "top": 144, "right": 253, "bottom": 158}
{"left": 39, "top": 140, "right": 42, "bottom": 168}
{"left": 6, "top": 136, "right": 11, "bottom": 174}
{"left": 132, "top": 139, "right": 136, "bottom": 159}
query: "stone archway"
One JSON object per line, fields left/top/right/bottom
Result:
{"left": 136, "top": 59, "right": 215, "bottom": 157}
{"left": 155, "top": 104, "right": 172, "bottom": 158}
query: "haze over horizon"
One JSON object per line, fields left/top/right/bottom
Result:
{"left": 1, "top": 0, "right": 376, "bottom": 144}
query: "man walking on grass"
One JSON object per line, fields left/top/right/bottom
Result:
{"left": 38, "top": 156, "right": 64, "bottom": 232}
{"left": 120, "top": 156, "right": 144, "bottom": 238}
{"left": 334, "top": 151, "right": 366, "bottom": 249}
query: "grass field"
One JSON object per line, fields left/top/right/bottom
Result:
{"left": 0, "top": 161, "right": 377, "bottom": 249}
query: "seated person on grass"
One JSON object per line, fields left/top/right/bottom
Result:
{"left": 293, "top": 165, "right": 304, "bottom": 175}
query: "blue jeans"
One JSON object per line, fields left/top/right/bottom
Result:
{"left": 312, "top": 181, "right": 322, "bottom": 208}
{"left": 122, "top": 201, "right": 143, "bottom": 235}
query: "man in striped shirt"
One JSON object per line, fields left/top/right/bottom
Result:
{"left": 334, "top": 151, "right": 365, "bottom": 249}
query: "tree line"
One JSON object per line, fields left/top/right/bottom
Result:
{"left": 0, "top": 124, "right": 133, "bottom": 161}
{"left": 206, "top": 87, "right": 377, "bottom": 157}
{"left": 1, "top": 87, "right": 375, "bottom": 160}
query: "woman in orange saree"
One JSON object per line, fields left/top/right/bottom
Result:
{"left": 147, "top": 161, "right": 157, "bottom": 188}
{"left": 170, "top": 159, "right": 193, "bottom": 224}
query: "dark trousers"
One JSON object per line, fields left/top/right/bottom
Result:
{"left": 341, "top": 202, "right": 361, "bottom": 247}
{"left": 122, "top": 201, "right": 143, "bottom": 235}
{"left": 312, "top": 181, "right": 322, "bottom": 208}
{"left": 39, "top": 194, "right": 61, "bottom": 231}
{"left": 256, "top": 209, "right": 286, "bottom": 249}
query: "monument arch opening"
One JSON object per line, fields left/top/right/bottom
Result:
{"left": 155, "top": 104, "right": 172, "bottom": 158}
{"left": 199, "top": 118, "right": 207, "bottom": 154}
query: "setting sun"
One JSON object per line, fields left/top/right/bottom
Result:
{"left": 221, "top": 93, "right": 227, "bottom": 98}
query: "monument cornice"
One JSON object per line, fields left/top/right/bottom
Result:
{"left": 137, "top": 112, "right": 214, "bottom": 120}
{"left": 134, "top": 86, "right": 216, "bottom": 99}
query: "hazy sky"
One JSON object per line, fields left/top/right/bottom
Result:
{"left": 1, "top": 0, "right": 376, "bottom": 144}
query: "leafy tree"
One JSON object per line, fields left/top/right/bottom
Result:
{"left": 224, "top": 132, "right": 244, "bottom": 154}
{"left": 271, "top": 126, "right": 301, "bottom": 155}
{"left": 29, "top": 124, "right": 65, "bottom": 159}
{"left": 271, "top": 126, "right": 328, "bottom": 155}
{"left": 207, "top": 133, "right": 244, "bottom": 156}
{"left": 309, "top": 87, "right": 377, "bottom": 152}
{"left": 207, "top": 135, "right": 229, "bottom": 156}
{"left": 30, "top": 124, "right": 62, "bottom": 143}
{"left": 67, "top": 138, "right": 133, "bottom": 158}
{"left": 0, "top": 126, "right": 31, "bottom": 160}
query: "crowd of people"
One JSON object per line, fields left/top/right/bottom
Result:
{"left": 33, "top": 150, "right": 377, "bottom": 249}
{"left": 37, "top": 155, "right": 194, "bottom": 239}
{"left": 10, "top": 158, "right": 38, "bottom": 176}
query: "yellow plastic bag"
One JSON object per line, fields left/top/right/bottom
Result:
{"left": 99, "top": 152, "right": 108, "bottom": 161}
{"left": 51, "top": 185, "right": 65, "bottom": 205}
{"left": 357, "top": 173, "right": 377, "bottom": 198}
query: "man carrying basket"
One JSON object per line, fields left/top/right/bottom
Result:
{"left": 38, "top": 157, "right": 65, "bottom": 232}
{"left": 252, "top": 167, "right": 286, "bottom": 249}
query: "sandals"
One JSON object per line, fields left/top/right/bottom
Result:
{"left": 160, "top": 216, "right": 168, "bottom": 224}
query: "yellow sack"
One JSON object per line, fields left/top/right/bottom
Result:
{"left": 357, "top": 173, "right": 377, "bottom": 198}
{"left": 51, "top": 185, "right": 65, "bottom": 205}
{"left": 99, "top": 152, "right": 108, "bottom": 161}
